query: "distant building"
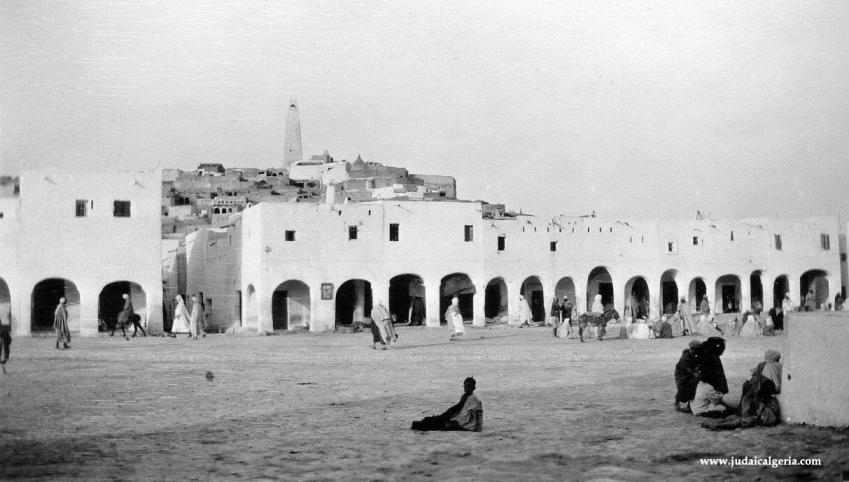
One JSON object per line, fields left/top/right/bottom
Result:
{"left": 283, "top": 98, "right": 303, "bottom": 169}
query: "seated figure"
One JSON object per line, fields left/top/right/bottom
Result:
{"left": 739, "top": 312, "right": 761, "bottom": 338}
{"left": 631, "top": 318, "right": 651, "bottom": 339}
{"left": 652, "top": 315, "right": 674, "bottom": 339}
{"left": 412, "top": 377, "right": 483, "bottom": 432}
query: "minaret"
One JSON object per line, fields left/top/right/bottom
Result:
{"left": 283, "top": 98, "right": 302, "bottom": 169}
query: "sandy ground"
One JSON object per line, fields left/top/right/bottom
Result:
{"left": 0, "top": 327, "right": 846, "bottom": 481}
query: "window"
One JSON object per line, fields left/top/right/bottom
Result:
{"left": 113, "top": 200, "right": 131, "bottom": 217}
{"left": 821, "top": 233, "right": 831, "bottom": 250}
{"left": 550, "top": 241, "right": 557, "bottom": 252}
{"left": 692, "top": 236, "right": 699, "bottom": 245}
{"left": 464, "top": 225, "right": 474, "bottom": 242}
{"left": 730, "top": 231, "right": 735, "bottom": 241}
{"left": 774, "top": 234, "right": 782, "bottom": 251}
{"left": 285, "top": 230, "right": 295, "bottom": 241}
{"left": 667, "top": 241, "right": 678, "bottom": 254}
{"left": 389, "top": 223, "right": 399, "bottom": 242}
{"left": 75, "top": 199, "right": 88, "bottom": 217}
{"left": 497, "top": 236, "right": 505, "bottom": 251}
{"left": 348, "top": 226, "right": 358, "bottom": 240}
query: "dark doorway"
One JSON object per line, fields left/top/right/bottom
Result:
{"left": 773, "top": 275, "right": 789, "bottom": 309}
{"left": 661, "top": 281, "right": 678, "bottom": 314}
{"left": 440, "top": 273, "right": 475, "bottom": 325}
{"left": 520, "top": 276, "right": 545, "bottom": 321}
{"left": 750, "top": 272, "right": 763, "bottom": 311}
{"left": 690, "top": 279, "right": 707, "bottom": 309}
{"left": 389, "top": 274, "right": 424, "bottom": 325}
{"left": 272, "top": 290, "right": 289, "bottom": 330}
{"left": 336, "top": 280, "right": 372, "bottom": 327}
{"left": 721, "top": 285, "right": 738, "bottom": 313}
{"left": 599, "top": 283, "right": 613, "bottom": 307}
{"left": 484, "top": 278, "right": 508, "bottom": 319}
{"left": 31, "top": 278, "right": 80, "bottom": 332}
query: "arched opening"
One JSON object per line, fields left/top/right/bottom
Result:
{"left": 245, "top": 284, "right": 258, "bottom": 328}
{"left": 31, "top": 278, "right": 80, "bottom": 332}
{"left": 213, "top": 207, "right": 220, "bottom": 214}
{"left": 98, "top": 281, "right": 146, "bottom": 331}
{"left": 625, "top": 276, "right": 650, "bottom": 319}
{"left": 587, "top": 267, "right": 613, "bottom": 311}
{"left": 772, "top": 275, "right": 789, "bottom": 309}
{"left": 520, "top": 276, "right": 545, "bottom": 321}
{"left": 484, "top": 277, "right": 508, "bottom": 322}
{"left": 440, "top": 273, "right": 475, "bottom": 325}
{"left": 660, "top": 269, "right": 679, "bottom": 314}
{"left": 715, "top": 274, "right": 742, "bottom": 313}
{"left": 0, "top": 277, "right": 10, "bottom": 326}
{"left": 389, "top": 274, "right": 425, "bottom": 325}
{"left": 800, "top": 270, "right": 829, "bottom": 310}
{"left": 335, "top": 279, "right": 371, "bottom": 328}
{"left": 750, "top": 270, "right": 764, "bottom": 311}
{"left": 554, "top": 277, "right": 576, "bottom": 314}
{"left": 689, "top": 278, "right": 707, "bottom": 312}
{"left": 272, "top": 280, "right": 310, "bottom": 330}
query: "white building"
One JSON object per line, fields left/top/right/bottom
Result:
{"left": 0, "top": 169, "right": 163, "bottom": 336}
{"left": 185, "top": 200, "right": 843, "bottom": 333}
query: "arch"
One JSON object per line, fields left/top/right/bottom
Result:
{"left": 800, "top": 270, "right": 829, "bottom": 310}
{"left": 0, "top": 277, "right": 10, "bottom": 326}
{"left": 484, "top": 277, "right": 508, "bottom": 322}
{"left": 772, "top": 275, "right": 789, "bottom": 309}
{"left": 245, "top": 284, "right": 258, "bottom": 328}
{"left": 586, "top": 266, "right": 613, "bottom": 311}
{"left": 624, "top": 276, "right": 650, "bottom": 319}
{"left": 31, "top": 278, "right": 80, "bottom": 332}
{"left": 213, "top": 207, "right": 221, "bottom": 214}
{"left": 272, "top": 280, "right": 310, "bottom": 330}
{"left": 440, "top": 273, "right": 475, "bottom": 325}
{"left": 715, "top": 274, "right": 742, "bottom": 313}
{"left": 520, "top": 275, "right": 545, "bottom": 321}
{"left": 98, "top": 281, "right": 146, "bottom": 331}
{"left": 660, "top": 269, "right": 679, "bottom": 314}
{"left": 750, "top": 270, "right": 764, "bottom": 311}
{"left": 389, "top": 274, "right": 425, "bottom": 325}
{"left": 689, "top": 277, "right": 707, "bottom": 312}
{"left": 335, "top": 279, "right": 371, "bottom": 328}
{"left": 554, "top": 276, "right": 576, "bottom": 312}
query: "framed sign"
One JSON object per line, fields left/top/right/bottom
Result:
{"left": 321, "top": 283, "right": 334, "bottom": 300}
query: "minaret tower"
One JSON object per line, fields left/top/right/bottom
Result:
{"left": 283, "top": 98, "right": 302, "bottom": 169}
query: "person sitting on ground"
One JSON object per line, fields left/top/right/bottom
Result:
{"left": 763, "top": 309, "right": 776, "bottom": 336}
{"left": 652, "top": 315, "right": 674, "bottom": 339}
{"left": 702, "top": 349, "right": 783, "bottom": 430}
{"left": 411, "top": 377, "right": 483, "bottom": 432}
{"left": 739, "top": 311, "right": 761, "bottom": 338}
{"left": 691, "top": 337, "right": 735, "bottom": 418}
{"left": 674, "top": 340, "right": 702, "bottom": 413}
{"left": 630, "top": 316, "right": 652, "bottom": 339}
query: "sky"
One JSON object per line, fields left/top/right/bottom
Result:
{"left": 2, "top": 0, "right": 848, "bottom": 219}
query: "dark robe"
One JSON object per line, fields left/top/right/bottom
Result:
{"left": 0, "top": 325, "right": 11, "bottom": 364}
{"left": 674, "top": 349, "right": 700, "bottom": 403}
{"left": 411, "top": 393, "right": 474, "bottom": 431}
{"left": 696, "top": 339, "right": 728, "bottom": 394}
{"left": 655, "top": 321, "right": 673, "bottom": 338}
{"left": 410, "top": 297, "right": 425, "bottom": 326}
{"left": 53, "top": 304, "right": 71, "bottom": 344}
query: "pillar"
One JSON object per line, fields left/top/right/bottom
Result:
{"left": 79, "top": 290, "right": 99, "bottom": 337}
{"left": 472, "top": 277, "right": 486, "bottom": 328}
{"left": 425, "top": 279, "right": 440, "bottom": 327}
{"left": 740, "top": 279, "right": 751, "bottom": 315}
{"left": 17, "top": 286, "right": 31, "bottom": 337}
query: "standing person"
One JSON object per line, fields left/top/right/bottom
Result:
{"left": 189, "top": 295, "right": 203, "bottom": 340}
{"left": 0, "top": 322, "right": 11, "bottom": 375}
{"left": 835, "top": 293, "right": 844, "bottom": 311}
{"left": 674, "top": 340, "right": 702, "bottom": 412}
{"left": 198, "top": 296, "right": 207, "bottom": 337}
{"left": 378, "top": 299, "right": 398, "bottom": 344}
{"left": 804, "top": 289, "right": 814, "bottom": 311}
{"left": 549, "top": 297, "right": 560, "bottom": 330}
{"left": 53, "top": 297, "right": 71, "bottom": 350}
{"left": 446, "top": 296, "right": 465, "bottom": 338}
{"left": 169, "top": 295, "right": 191, "bottom": 338}
{"left": 517, "top": 295, "right": 533, "bottom": 327}
{"left": 677, "top": 297, "right": 692, "bottom": 335}
{"left": 410, "top": 297, "right": 425, "bottom": 326}
{"left": 369, "top": 301, "right": 391, "bottom": 349}
{"left": 699, "top": 296, "right": 710, "bottom": 317}
{"left": 411, "top": 377, "right": 483, "bottom": 432}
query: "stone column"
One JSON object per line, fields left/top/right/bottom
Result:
{"left": 472, "top": 277, "right": 486, "bottom": 328}
{"left": 740, "top": 279, "right": 751, "bottom": 314}
{"left": 17, "top": 286, "right": 32, "bottom": 337}
{"left": 79, "top": 289, "right": 99, "bottom": 337}
{"left": 257, "top": 286, "right": 273, "bottom": 334}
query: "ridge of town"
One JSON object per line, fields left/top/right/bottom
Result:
{"left": 0, "top": 100, "right": 844, "bottom": 336}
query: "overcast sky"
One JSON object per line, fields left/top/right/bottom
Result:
{"left": 2, "top": 1, "right": 848, "bottom": 219}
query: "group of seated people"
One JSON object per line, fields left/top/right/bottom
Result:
{"left": 675, "top": 337, "right": 782, "bottom": 429}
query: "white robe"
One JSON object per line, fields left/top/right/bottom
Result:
{"left": 171, "top": 300, "right": 191, "bottom": 334}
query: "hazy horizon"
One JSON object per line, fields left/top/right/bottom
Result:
{"left": 2, "top": 1, "right": 848, "bottom": 219}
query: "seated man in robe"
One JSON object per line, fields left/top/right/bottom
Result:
{"left": 674, "top": 340, "right": 702, "bottom": 412}
{"left": 691, "top": 337, "right": 735, "bottom": 418}
{"left": 652, "top": 315, "right": 674, "bottom": 339}
{"left": 630, "top": 317, "right": 651, "bottom": 339}
{"left": 411, "top": 377, "right": 483, "bottom": 432}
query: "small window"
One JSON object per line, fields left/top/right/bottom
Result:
{"left": 0, "top": 212, "right": 4, "bottom": 219}
{"left": 550, "top": 241, "right": 557, "bottom": 252}
{"left": 76, "top": 199, "right": 88, "bottom": 217}
{"left": 285, "top": 230, "right": 295, "bottom": 241}
{"left": 667, "top": 241, "right": 678, "bottom": 254}
{"left": 389, "top": 223, "right": 399, "bottom": 242}
{"left": 774, "top": 234, "right": 782, "bottom": 251}
{"left": 692, "top": 236, "right": 699, "bottom": 246}
{"left": 113, "top": 200, "right": 131, "bottom": 217}
{"left": 730, "top": 231, "right": 735, "bottom": 241}
{"left": 348, "top": 226, "right": 358, "bottom": 240}
{"left": 821, "top": 233, "right": 831, "bottom": 250}
{"left": 464, "top": 225, "right": 474, "bottom": 242}
{"left": 497, "top": 236, "right": 505, "bottom": 251}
